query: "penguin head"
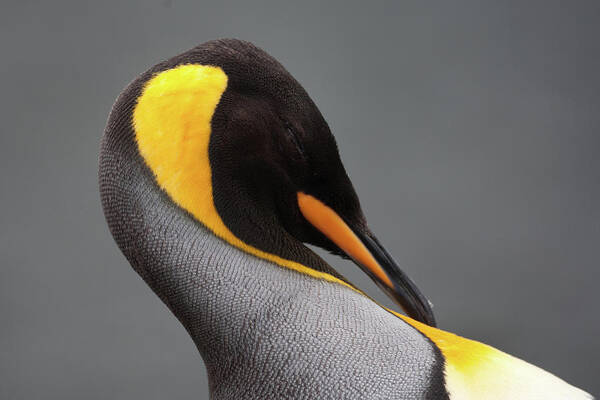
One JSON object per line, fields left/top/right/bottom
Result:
{"left": 207, "top": 42, "right": 364, "bottom": 257}
{"left": 131, "top": 39, "right": 436, "bottom": 326}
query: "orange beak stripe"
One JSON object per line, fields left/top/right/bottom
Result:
{"left": 297, "top": 192, "right": 393, "bottom": 289}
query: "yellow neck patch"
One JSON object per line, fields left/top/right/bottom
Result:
{"left": 132, "top": 64, "right": 358, "bottom": 292}
{"left": 396, "top": 313, "right": 502, "bottom": 398}
{"left": 393, "top": 311, "right": 586, "bottom": 399}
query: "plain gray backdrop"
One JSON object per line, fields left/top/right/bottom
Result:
{"left": 1, "top": 0, "right": 598, "bottom": 398}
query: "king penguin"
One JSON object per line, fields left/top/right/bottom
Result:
{"left": 99, "top": 39, "right": 593, "bottom": 399}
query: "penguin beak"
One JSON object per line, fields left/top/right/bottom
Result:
{"left": 297, "top": 192, "right": 437, "bottom": 327}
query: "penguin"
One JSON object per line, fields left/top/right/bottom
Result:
{"left": 99, "top": 38, "right": 593, "bottom": 399}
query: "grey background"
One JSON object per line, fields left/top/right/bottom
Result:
{"left": 1, "top": 0, "right": 598, "bottom": 398}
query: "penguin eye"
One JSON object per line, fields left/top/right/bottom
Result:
{"left": 284, "top": 123, "right": 306, "bottom": 158}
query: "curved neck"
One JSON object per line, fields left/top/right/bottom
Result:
{"left": 99, "top": 103, "right": 315, "bottom": 365}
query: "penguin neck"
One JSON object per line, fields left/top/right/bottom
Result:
{"left": 99, "top": 138, "right": 311, "bottom": 369}
{"left": 99, "top": 110, "right": 338, "bottom": 373}
{"left": 138, "top": 209, "right": 304, "bottom": 364}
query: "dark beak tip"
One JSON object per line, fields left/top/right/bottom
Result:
{"left": 408, "top": 298, "right": 437, "bottom": 327}
{"left": 355, "top": 230, "right": 439, "bottom": 327}
{"left": 423, "top": 310, "right": 437, "bottom": 327}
